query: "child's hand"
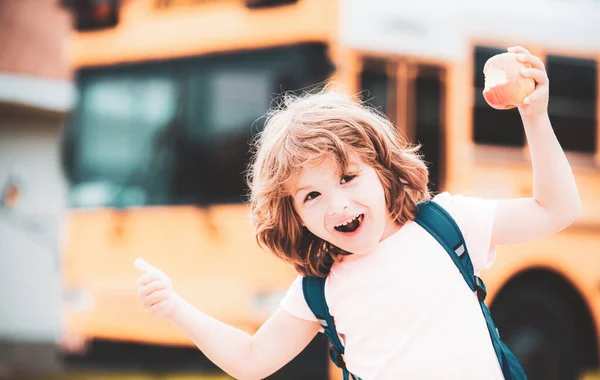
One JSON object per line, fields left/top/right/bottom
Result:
{"left": 135, "top": 258, "right": 180, "bottom": 319}
{"left": 509, "top": 46, "right": 549, "bottom": 118}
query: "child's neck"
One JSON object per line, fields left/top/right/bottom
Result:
{"left": 380, "top": 218, "right": 403, "bottom": 242}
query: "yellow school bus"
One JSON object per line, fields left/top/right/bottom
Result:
{"left": 60, "top": 0, "right": 600, "bottom": 379}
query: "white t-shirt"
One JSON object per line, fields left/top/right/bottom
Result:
{"left": 280, "top": 192, "right": 505, "bottom": 379}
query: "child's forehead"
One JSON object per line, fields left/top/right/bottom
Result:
{"left": 287, "top": 153, "right": 364, "bottom": 191}
{"left": 286, "top": 158, "right": 337, "bottom": 191}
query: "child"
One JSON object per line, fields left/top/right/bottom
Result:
{"left": 134, "top": 46, "right": 580, "bottom": 379}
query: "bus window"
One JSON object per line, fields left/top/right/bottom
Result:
{"left": 360, "top": 59, "right": 396, "bottom": 122}
{"left": 67, "top": 43, "right": 333, "bottom": 209}
{"left": 546, "top": 55, "right": 597, "bottom": 153}
{"left": 245, "top": 0, "right": 299, "bottom": 8}
{"left": 73, "top": 72, "right": 179, "bottom": 208}
{"left": 414, "top": 66, "right": 444, "bottom": 193}
{"left": 181, "top": 44, "right": 332, "bottom": 205}
{"left": 472, "top": 46, "right": 524, "bottom": 147}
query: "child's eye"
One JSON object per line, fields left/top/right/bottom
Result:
{"left": 305, "top": 191, "right": 320, "bottom": 202}
{"left": 341, "top": 174, "right": 356, "bottom": 184}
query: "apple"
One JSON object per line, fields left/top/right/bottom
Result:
{"left": 482, "top": 52, "right": 536, "bottom": 110}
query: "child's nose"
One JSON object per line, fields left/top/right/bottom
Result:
{"left": 327, "top": 195, "right": 350, "bottom": 216}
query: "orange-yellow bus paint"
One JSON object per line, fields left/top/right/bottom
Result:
{"left": 64, "top": 1, "right": 600, "bottom": 379}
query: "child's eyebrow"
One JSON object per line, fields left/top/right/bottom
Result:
{"left": 344, "top": 164, "right": 360, "bottom": 173}
{"left": 293, "top": 185, "right": 311, "bottom": 196}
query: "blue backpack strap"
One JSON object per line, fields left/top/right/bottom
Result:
{"left": 302, "top": 276, "right": 361, "bottom": 380}
{"left": 415, "top": 200, "right": 476, "bottom": 292}
{"left": 415, "top": 200, "right": 527, "bottom": 380}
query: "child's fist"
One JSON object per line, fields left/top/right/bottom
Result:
{"left": 482, "top": 52, "right": 535, "bottom": 110}
{"left": 482, "top": 46, "right": 549, "bottom": 118}
{"left": 135, "top": 258, "right": 180, "bottom": 319}
{"left": 510, "top": 46, "right": 550, "bottom": 117}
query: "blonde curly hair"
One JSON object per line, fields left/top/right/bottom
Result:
{"left": 247, "top": 90, "right": 430, "bottom": 277}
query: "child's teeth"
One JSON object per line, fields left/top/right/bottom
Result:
{"left": 337, "top": 214, "right": 361, "bottom": 227}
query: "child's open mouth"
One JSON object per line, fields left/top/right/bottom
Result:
{"left": 334, "top": 214, "right": 364, "bottom": 233}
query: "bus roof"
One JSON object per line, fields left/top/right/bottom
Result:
{"left": 68, "top": 0, "right": 336, "bottom": 68}
{"left": 341, "top": 0, "right": 600, "bottom": 60}
{"left": 69, "top": 0, "right": 600, "bottom": 68}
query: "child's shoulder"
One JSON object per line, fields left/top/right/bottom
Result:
{"left": 428, "top": 191, "right": 499, "bottom": 226}
{"left": 430, "top": 191, "right": 463, "bottom": 209}
{"left": 425, "top": 191, "right": 462, "bottom": 223}
{"left": 430, "top": 191, "right": 496, "bottom": 207}
{"left": 430, "top": 191, "right": 453, "bottom": 204}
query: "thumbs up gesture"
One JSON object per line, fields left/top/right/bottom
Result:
{"left": 135, "top": 258, "right": 180, "bottom": 319}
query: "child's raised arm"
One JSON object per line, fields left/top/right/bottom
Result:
{"left": 490, "top": 46, "right": 581, "bottom": 248}
{"left": 135, "top": 258, "right": 320, "bottom": 380}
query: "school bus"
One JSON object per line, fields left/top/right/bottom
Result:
{"left": 60, "top": 0, "right": 600, "bottom": 379}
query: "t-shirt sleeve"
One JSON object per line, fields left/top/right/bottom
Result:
{"left": 279, "top": 275, "right": 319, "bottom": 323}
{"left": 432, "top": 192, "right": 499, "bottom": 274}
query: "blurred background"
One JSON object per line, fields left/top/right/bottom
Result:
{"left": 0, "top": 0, "right": 599, "bottom": 379}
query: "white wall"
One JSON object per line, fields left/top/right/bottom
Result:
{"left": 0, "top": 111, "right": 67, "bottom": 342}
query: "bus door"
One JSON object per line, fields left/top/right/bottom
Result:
{"left": 359, "top": 58, "right": 446, "bottom": 193}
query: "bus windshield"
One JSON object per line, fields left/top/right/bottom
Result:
{"left": 64, "top": 43, "right": 333, "bottom": 209}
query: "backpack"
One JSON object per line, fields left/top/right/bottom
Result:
{"left": 302, "top": 200, "right": 527, "bottom": 380}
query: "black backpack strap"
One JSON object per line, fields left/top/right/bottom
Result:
{"left": 302, "top": 276, "right": 361, "bottom": 380}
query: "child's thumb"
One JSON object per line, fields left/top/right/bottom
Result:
{"left": 134, "top": 258, "right": 153, "bottom": 273}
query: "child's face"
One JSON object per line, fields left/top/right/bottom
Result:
{"left": 291, "top": 154, "right": 400, "bottom": 255}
